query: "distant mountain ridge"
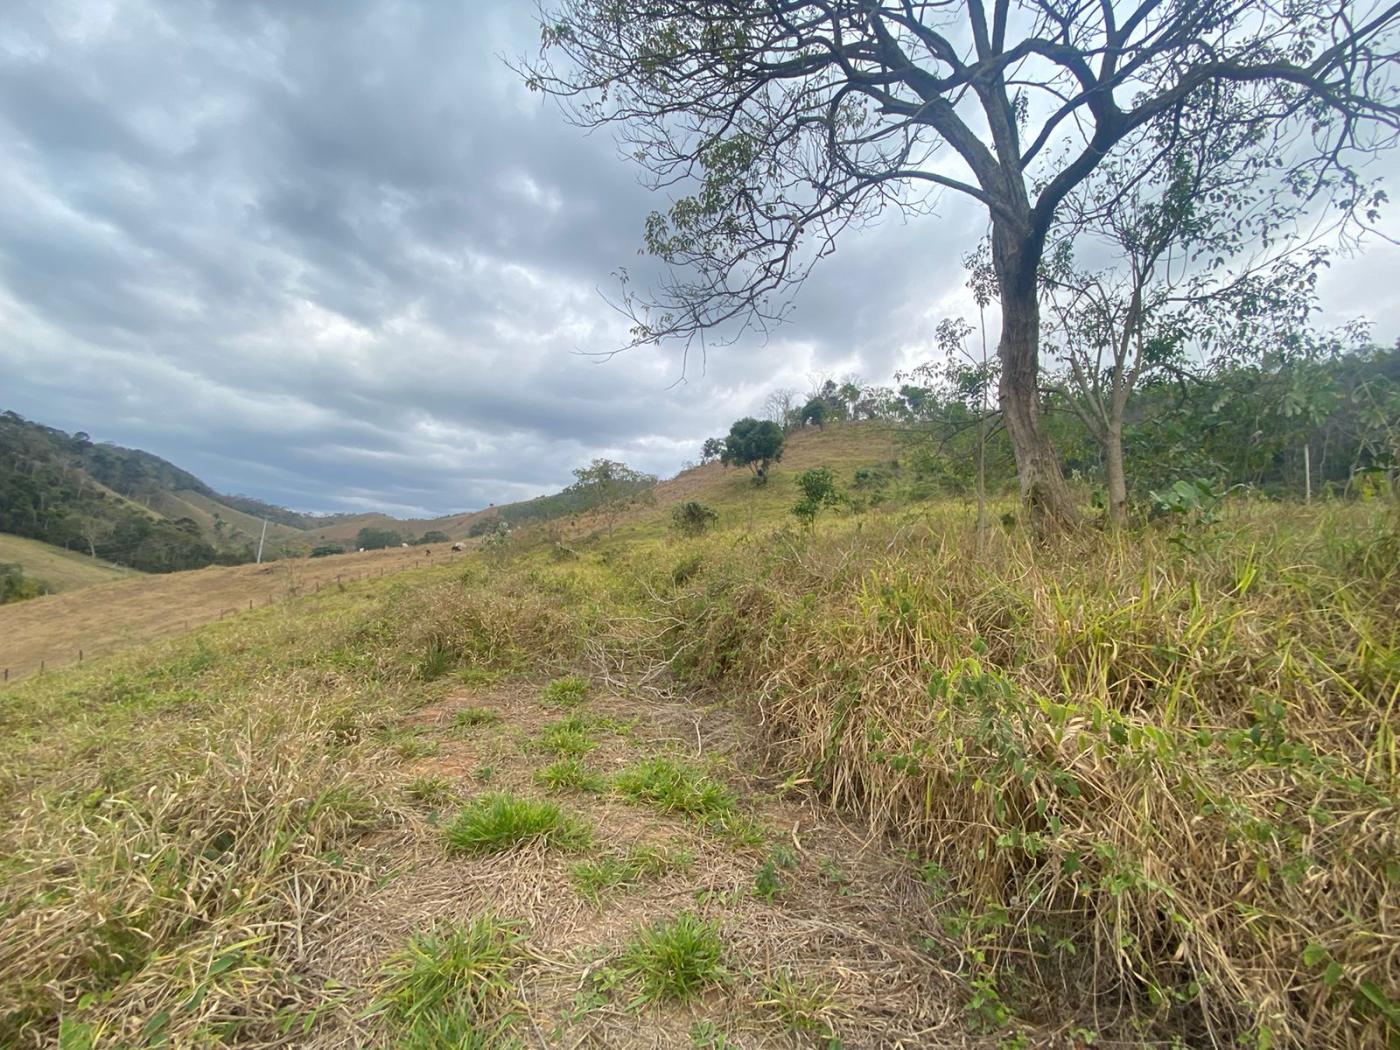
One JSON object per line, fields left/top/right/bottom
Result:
{"left": 1, "top": 409, "right": 693, "bottom": 573}
{"left": 1, "top": 410, "right": 524, "bottom": 571}
{"left": 0, "top": 411, "right": 341, "bottom": 571}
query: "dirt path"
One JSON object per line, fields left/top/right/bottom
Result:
{"left": 298, "top": 674, "right": 979, "bottom": 1049}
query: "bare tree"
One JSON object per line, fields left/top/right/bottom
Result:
{"left": 521, "top": 0, "right": 1399, "bottom": 529}
{"left": 763, "top": 387, "right": 799, "bottom": 429}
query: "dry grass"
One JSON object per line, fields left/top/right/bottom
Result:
{"left": 0, "top": 533, "right": 137, "bottom": 593}
{"left": 645, "top": 502, "right": 1400, "bottom": 1047}
{"left": 2, "top": 454, "right": 1394, "bottom": 1048}
{"left": 0, "top": 543, "right": 468, "bottom": 681}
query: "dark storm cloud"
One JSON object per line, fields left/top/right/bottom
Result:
{"left": 0, "top": 0, "right": 1395, "bottom": 516}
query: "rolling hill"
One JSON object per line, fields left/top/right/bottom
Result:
{"left": 0, "top": 533, "right": 138, "bottom": 593}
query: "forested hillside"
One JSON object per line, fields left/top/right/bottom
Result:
{"left": 0, "top": 413, "right": 315, "bottom": 572}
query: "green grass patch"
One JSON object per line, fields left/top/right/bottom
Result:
{"left": 534, "top": 758, "right": 608, "bottom": 794}
{"left": 404, "top": 774, "right": 459, "bottom": 808}
{"left": 757, "top": 969, "right": 843, "bottom": 1040}
{"left": 612, "top": 758, "right": 735, "bottom": 818}
{"left": 451, "top": 707, "right": 503, "bottom": 730}
{"left": 571, "top": 842, "right": 694, "bottom": 903}
{"left": 610, "top": 757, "right": 762, "bottom": 844}
{"left": 443, "top": 793, "right": 592, "bottom": 854}
{"left": 541, "top": 674, "right": 590, "bottom": 707}
{"left": 536, "top": 713, "right": 626, "bottom": 758}
{"left": 376, "top": 915, "right": 523, "bottom": 1049}
{"left": 380, "top": 726, "right": 441, "bottom": 760}
{"left": 616, "top": 913, "right": 729, "bottom": 1005}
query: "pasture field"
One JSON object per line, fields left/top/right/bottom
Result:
{"left": 0, "top": 444, "right": 1396, "bottom": 1047}
{"left": 0, "top": 533, "right": 139, "bottom": 594}
{"left": 0, "top": 543, "right": 466, "bottom": 681}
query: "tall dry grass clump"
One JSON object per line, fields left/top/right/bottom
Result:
{"left": 653, "top": 505, "right": 1399, "bottom": 1046}
{"left": 0, "top": 595, "right": 435, "bottom": 1047}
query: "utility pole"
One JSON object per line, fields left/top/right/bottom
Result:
{"left": 256, "top": 517, "right": 269, "bottom": 564}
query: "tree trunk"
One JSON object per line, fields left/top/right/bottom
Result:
{"left": 993, "top": 227, "right": 1080, "bottom": 530}
{"left": 1105, "top": 420, "right": 1128, "bottom": 528}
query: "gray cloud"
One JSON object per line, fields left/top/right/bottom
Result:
{"left": 1, "top": 0, "right": 1396, "bottom": 516}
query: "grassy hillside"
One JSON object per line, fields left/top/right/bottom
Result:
{"left": 152, "top": 489, "right": 307, "bottom": 554}
{"left": 0, "top": 411, "right": 323, "bottom": 570}
{"left": 0, "top": 543, "right": 463, "bottom": 679}
{"left": 2, "top": 416, "right": 1395, "bottom": 1047}
{"left": 0, "top": 534, "right": 138, "bottom": 593}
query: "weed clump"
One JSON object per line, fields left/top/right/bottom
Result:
{"left": 571, "top": 842, "right": 693, "bottom": 903}
{"left": 612, "top": 757, "right": 735, "bottom": 819}
{"left": 443, "top": 793, "right": 592, "bottom": 854}
{"left": 404, "top": 774, "right": 459, "bottom": 807}
{"left": 451, "top": 707, "right": 502, "bottom": 730}
{"left": 376, "top": 915, "right": 523, "bottom": 1048}
{"left": 541, "top": 674, "right": 590, "bottom": 707}
{"left": 534, "top": 758, "right": 607, "bottom": 794}
{"left": 616, "top": 913, "right": 729, "bottom": 1005}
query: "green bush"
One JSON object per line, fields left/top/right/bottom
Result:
{"left": 671, "top": 501, "right": 719, "bottom": 537}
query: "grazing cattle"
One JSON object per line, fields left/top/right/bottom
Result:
{"left": 451, "top": 542, "right": 465, "bottom": 552}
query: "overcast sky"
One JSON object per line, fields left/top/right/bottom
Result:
{"left": 1, "top": 1, "right": 1396, "bottom": 516}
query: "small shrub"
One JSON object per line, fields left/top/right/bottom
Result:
{"left": 617, "top": 913, "right": 729, "bottom": 1005}
{"left": 671, "top": 501, "right": 719, "bottom": 537}
{"left": 671, "top": 553, "right": 704, "bottom": 585}
{"left": 791, "top": 467, "right": 843, "bottom": 526}
{"left": 541, "top": 675, "right": 590, "bottom": 707}
{"left": 0, "top": 563, "right": 47, "bottom": 605}
{"left": 753, "top": 860, "right": 785, "bottom": 902}
{"left": 443, "top": 793, "right": 592, "bottom": 854}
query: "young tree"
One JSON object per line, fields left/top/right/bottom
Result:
{"left": 720, "top": 417, "right": 785, "bottom": 482}
{"left": 523, "top": 1, "right": 1398, "bottom": 529}
{"left": 671, "top": 500, "right": 720, "bottom": 536}
{"left": 791, "top": 466, "right": 843, "bottom": 527}
{"left": 700, "top": 436, "right": 726, "bottom": 463}
{"left": 567, "top": 458, "right": 658, "bottom": 537}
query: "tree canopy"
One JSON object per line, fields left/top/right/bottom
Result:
{"left": 720, "top": 417, "right": 786, "bottom": 481}
{"left": 524, "top": 0, "right": 1399, "bottom": 527}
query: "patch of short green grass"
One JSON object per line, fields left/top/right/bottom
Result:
{"left": 418, "top": 640, "right": 456, "bottom": 681}
{"left": 451, "top": 707, "right": 503, "bottom": 730}
{"left": 616, "top": 913, "right": 729, "bottom": 1005}
{"left": 571, "top": 842, "right": 694, "bottom": 903}
{"left": 690, "top": 1020, "right": 739, "bottom": 1049}
{"left": 612, "top": 757, "right": 734, "bottom": 818}
{"left": 758, "top": 969, "right": 843, "bottom": 1039}
{"left": 376, "top": 915, "right": 523, "bottom": 1048}
{"left": 536, "top": 713, "right": 626, "bottom": 758}
{"left": 534, "top": 757, "right": 608, "bottom": 794}
{"left": 611, "top": 757, "right": 763, "bottom": 844}
{"left": 443, "top": 793, "right": 592, "bottom": 854}
{"left": 382, "top": 727, "right": 441, "bottom": 760}
{"left": 403, "top": 774, "right": 459, "bottom": 807}
{"left": 541, "top": 674, "right": 590, "bottom": 707}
